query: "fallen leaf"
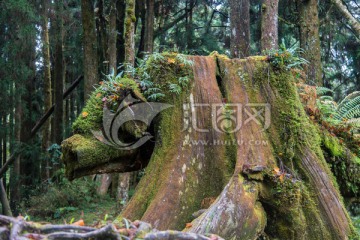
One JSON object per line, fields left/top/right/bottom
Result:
{"left": 72, "top": 219, "right": 85, "bottom": 226}
{"left": 185, "top": 223, "right": 192, "bottom": 228}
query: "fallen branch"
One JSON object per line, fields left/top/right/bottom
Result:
{"left": 0, "top": 215, "right": 224, "bottom": 240}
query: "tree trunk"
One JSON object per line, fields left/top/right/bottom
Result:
{"left": 53, "top": 0, "right": 64, "bottom": 145}
{"left": 297, "top": 0, "right": 322, "bottom": 85}
{"left": 108, "top": 0, "right": 118, "bottom": 72}
{"left": 95, "top": 0, "right": 119, "bottom": 197}
{"left": 116, "top": 0, "right": 126, "bottom": 65}
{"left": 229, "top": 0, "right": 250, "bottom": 58}
{"left": 124, "top": 0, "right": 136, "bottom": 67}
{"left": 0, "top": 180, "right": 12, "bottom": 216}
{"left": 62, "top": 53, "right": 356, "bottom": 239}
{"left": 81, "top": 0, "right": 99, "bottom": 100}
{"left": 186, "top": 0, "right": 194, "bottom": 51}
{"left": 116, "top": 172, "right": 130, "bottom": 208}
{"left": 261, "top": 0, "right": 279, "bottom": 51}
{"left": 41, "top": 0, "right": 52, "bottom": 180}
{"left": 97, "top": 174, "right": 113, "bottom": 196}
{"left": 144, "top": 0, "right": 154, "bottom": 54}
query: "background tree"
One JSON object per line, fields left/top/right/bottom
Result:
{"left": 297, "top": 0, "right": 323, "bottom": 85}
{"left": 81, "top": 0, "right": 99, "bottom": 100}
{"left": 229, "top": 0, "right": 250, "bottom": 57}
{"left": 261, "top": 0, "right": 279, "bottom": 51}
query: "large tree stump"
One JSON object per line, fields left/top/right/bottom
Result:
{"left": 62, "top": 53, "right": 358, "bottom": 239}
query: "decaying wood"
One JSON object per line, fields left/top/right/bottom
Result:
{"left": 0, "top": 215, "right": 222, "bottom": 240}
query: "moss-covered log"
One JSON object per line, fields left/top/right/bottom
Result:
{"left": 62, "top": 53, "right": 358, "bottom": 239}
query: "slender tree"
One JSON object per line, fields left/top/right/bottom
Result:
{"left": 53, "top": 0, "right": 64, "bottom": 144}
{"left": 229, "top": 0, "right": 250, "bottom": 58}
{"left": 81, "top": 0, "right": 99, "bottom": 100}
{"left": 124, "top": 0, "right": 136, "bottom": 67}
{"left": 298, "top": 0, "right": 322, "bottom": 85}
{"left": 261, "top": 0, "right": 279, "bottom": 51}
{"left": 41, "top": 0, "right": 52, "bottom": 179}
{"left": 108, "top": 0, "right": 118, "bottom": 71}
{"left": 144, "top": 0, "right": 155, "bottom": 53}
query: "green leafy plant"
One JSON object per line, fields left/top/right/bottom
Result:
{"left": 316, "top": 89, "right": 360, "bottom": 137}
{"left": 267, "top": 40, "right": 309, "bottom": 70}
{"left": 316, "top": 87, "right": 334, "bottom": 97}
{"left": 168, "top": 83, "right": 182, "bottom": 95}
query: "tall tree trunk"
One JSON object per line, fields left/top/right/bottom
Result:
{"left": 144, "top": 0, "right": 154, "bottom": 54}
{"left": 116, "top": 0, "right": 126, "bottom": 65}
{"left": 96, "top": 0, "right": 108, "bottom": 74}
{"left": 10, "top": 85, "right": 21, "bottom": 213}
{"left": 96, "top": 0, "right": 119, "bottom": 197}
{"left": 297, "top": 0, "right": 322, "bottom": 85}
{"left": 186, "top": 0, "right": 194, "bottom": 51}
{"left": 41, "top": 0, "right": 52, "bottom": 180}
{"left": 261, "top": 0, "right": 279, "bottom": 51}
{"left": 53, "top": 0, "right": 64, "bottom": 145}
{"left": 81, "top": 0, "right": 99, "bottom": 100}
{"left": 229, "top": 0, "right": 250, "bottom": 58}
{"left": 124, "top": 0, "right": 136, "bottom": 67}
{"left": 108, "top": 0, "right": 118, "bottom": 72}
{"left": 136, "top": 1, "right": 146, "bottom": 59}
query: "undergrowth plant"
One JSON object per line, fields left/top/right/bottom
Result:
{"left": 267, "top": 41, "right": 309, "bottom": 70}
{"left": 316, "top": 88, "right": 360, "bottom": 129}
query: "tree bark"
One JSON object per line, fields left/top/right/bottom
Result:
{"left": 108, "top": 0, "right": 118, "bottom": 72}
{"left": 297, "top": 0, "right": 323, "bottom": 85}
{"left": 144, "top": 0, "right": 154, "bottom": 54}
{"left": 81, "top": 0, "right": 99, "bottom": 100}
{"left": 116, "top": 172, "right": 130, "bottom": 207}
{"left": 97, "top": 174, "right": 113, "bottom": 196}
{"left": 124, "top": 0, "right": 136, "bottom": 68}
{"left": 0, "top": 180, "right": 12, "bottom": 216}
{"left": 229, "top": 0, "right": 250, "bottom": 58}
{"left": 331, "top": 0, "right": 360, "bottom": 38}
{"left": 53, "top": 0, "right": 64, "bottom": 145}
{"left": 116, "top": 0, "right": 126, "bottom": 65}
{"left": 261, "top": 0, "right": 279, "bottom": 51}
{"left": 41, "top": 0, "right": 52, "bottom": 180}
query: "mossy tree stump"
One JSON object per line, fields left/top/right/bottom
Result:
{"left": 62, "top": 53, "right": 358, "bottom": 239}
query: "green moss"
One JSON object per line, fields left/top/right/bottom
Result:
{"left": 72, "top": 89, "right": 103, "bottom": 134}
{"left": 322, "top": 132, "right": 344, "bottom": 157}
{"left": 62, "top": 134, "right": 130, "bottom": 179}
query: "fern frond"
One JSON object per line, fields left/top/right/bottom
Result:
{"left": 337, "top": 91, "right": 360, "bottom": 110}
{"left": 319, "top": 96, "right": 334, "bottom": 102}
{"left": 335, "top": 96, "right": 360, "bottom": 120}
{"left": 316, "top": 87, "right": 334, "bottom": 97}
{"left": 344, "top": 118, "right": 360, "bottom": 128}
{"left": 340, "top": 105, "right": 360, "bottom": 120}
